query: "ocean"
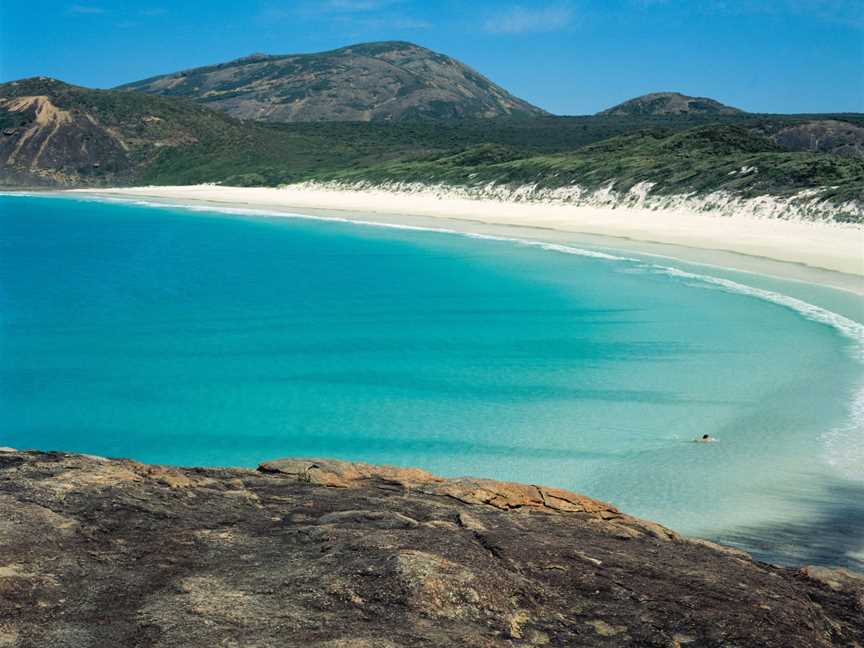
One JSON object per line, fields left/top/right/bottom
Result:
{"left": 1, "top": 194, "right": 862, "bottom": 568}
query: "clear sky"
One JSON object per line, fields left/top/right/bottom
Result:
{"left": 2, "top": 0, "right": 862, "bottom": 115}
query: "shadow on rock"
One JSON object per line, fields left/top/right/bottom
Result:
{"left": 715, "top": 477, "right": 864, "bottom": 571}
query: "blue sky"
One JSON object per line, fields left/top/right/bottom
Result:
{"left": 1, "top": 0, "right": 862, "bottom": 114}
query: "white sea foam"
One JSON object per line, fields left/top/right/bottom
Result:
{"left": 822, "top": 383, "right": 864, "bottom": 482}
{"left": 648, "top": 266, "right": 864, "bottom": 358}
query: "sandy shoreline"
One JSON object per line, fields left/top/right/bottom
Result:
{"left": 59, "top": 184, "right": 864, "bottom": 292}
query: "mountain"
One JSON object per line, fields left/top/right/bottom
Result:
{"left": 0, "top": 76, "right": 264, "bottom": 186}
{"left": 117, "top": 41, "right": 548, "bottom": 123}
{"left": 0, "top": 76, "right": 408, "bottom": 187}
{"left": 599, "top": 92, "right": 744, "bottom": 117}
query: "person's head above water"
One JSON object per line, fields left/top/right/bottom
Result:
{"left": 702, "top": 434, "right": 710, "bottom": 439}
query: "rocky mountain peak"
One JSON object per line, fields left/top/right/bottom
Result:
{"left": 117, "top": 41, "right": 548, "bottom": 123}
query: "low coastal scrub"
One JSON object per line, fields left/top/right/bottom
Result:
{"left": 141, "top": 122, "right": 864, "bottom": 221}
{"left": 308, "top": 127, "right": 864, "bottom": 221}
{"left": 343, "top": 129, "right": 860, "bottom": 197}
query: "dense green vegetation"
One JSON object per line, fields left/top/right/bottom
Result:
{"left": 145, "top": 115, "right": 864, "bottom": 195}
{"left": 141, "top": 118, "right": 864, "bottom": 207}
{"left": 312, "top": 126, "right": 864, "bottom": 201}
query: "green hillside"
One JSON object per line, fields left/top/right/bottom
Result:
{"left": 314, "top": 125, "right": 864, "bottom": 208}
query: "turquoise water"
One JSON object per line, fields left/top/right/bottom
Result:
{"left": 2, "top": 194, "right": 863, "bottom": 568}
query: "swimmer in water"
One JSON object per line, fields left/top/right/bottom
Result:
{"left": 695, "top": 434, "right": 717, "bottom": 443}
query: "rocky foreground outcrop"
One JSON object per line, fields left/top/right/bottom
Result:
{"left": 1, "top": 450, "right": 862, "bottom": 647}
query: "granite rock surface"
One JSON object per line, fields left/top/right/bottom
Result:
{"left": 1, "top": 450, "right": 862, "bottom": 647}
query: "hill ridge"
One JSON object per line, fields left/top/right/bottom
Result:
{"left": 600, "top": 91, "right": 744, "bottom": 116}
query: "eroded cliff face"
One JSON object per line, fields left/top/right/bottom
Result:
{"left": 0, "top": 77, "right": 228, "bottom": 187}
{"left": 1, "top": 450, "right": 862, "bottom": 647}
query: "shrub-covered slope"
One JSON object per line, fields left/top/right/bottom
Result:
{"left": 318, "top": 125, "right": 864, "bottom": 207}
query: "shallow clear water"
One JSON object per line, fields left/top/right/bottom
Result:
{"left": 2, "top": 195, "right": 862, "bottom": 568}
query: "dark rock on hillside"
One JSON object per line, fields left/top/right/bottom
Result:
{"left": 1, "top": 449, "right": 862, "bottom": 647}
{"left": 769, "top": 119, "right": 864, "bottom": 157}
{"left": 599, "top": 92, "right": 744, "bottom": 116}
{"left": 118, "top": 41, "right": 548, "bottom": 123}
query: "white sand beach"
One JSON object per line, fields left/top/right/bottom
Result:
{"left": 68, "top": 184, "right": 864, "bottom": 291}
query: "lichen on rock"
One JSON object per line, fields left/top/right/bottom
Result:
{"left": 0, "top": 450, "right": 862, "bottom": 647}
